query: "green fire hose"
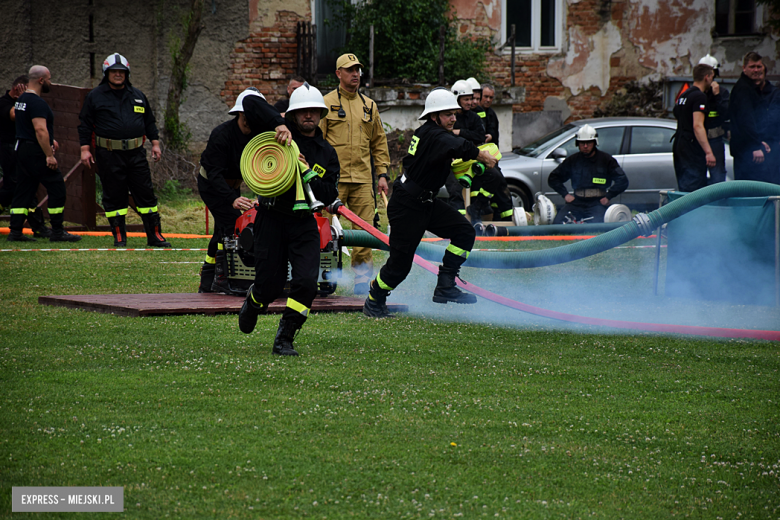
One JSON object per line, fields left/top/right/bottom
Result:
{"left": 342, "top": 181, "right": 780, "bottom": 269}
{"left": 240, "top": 132, "right": 309, "bottom": 211}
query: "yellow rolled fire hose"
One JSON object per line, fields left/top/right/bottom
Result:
{"left": 240, "top": 132, "right": 309, "bottom": 211}
{"left": 450, "top": 143, "right": 502, "bottom": 188}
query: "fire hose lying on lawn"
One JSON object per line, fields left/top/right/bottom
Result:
{"left": 240, "top": 133, "right": 780, "bottom": 341}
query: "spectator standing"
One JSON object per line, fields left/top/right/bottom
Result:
{"left": 480, "top": 84, "right": 500, "bottom": 146}
{"left": 698, "top": 54, "right": 730, "bottom": 185}
{"left": 273, "top": 76, "right": 305, "bottom": 116}
{"left": 320, "top": 53, "right": 390, "bottom": 295}
{"left": 673, "top": 63, "right": 716, "bottom": 192}
{"left": 78, "top": 53, "right": 171, "bottom": 248}
{"left": 0, "top": 75, "right": 49, "bottom": 236}
{"left": 196, "top": 88, "right": 259, "bottom": 294}
{"left": 7, "top": 66, "right": 80, "bottom": 242}
{"left": 548, "top": 124, "right": 628, "bottom": 224}
{"left": 729, "top": 52, "right": 774, "bottom": 183}
{"left": 238, "top": 83, "right": 339, "bottom": 356}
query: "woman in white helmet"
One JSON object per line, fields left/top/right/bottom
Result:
{"left": 237, "top": 83, "right": 340, "bottom": 356}
{"left": 547, "top": 124, "right": 629, "bottom": 224}
{"left": 362, "top": 88, "right": 497, "bottom": 318}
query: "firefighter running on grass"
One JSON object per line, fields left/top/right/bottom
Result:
{"left": 363, "top": 88, "right": 497, "bottom": 318}
{"left": 238, "top": 83, "right": 340, "bottom": 356}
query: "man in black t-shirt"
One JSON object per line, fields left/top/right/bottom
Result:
{"left": 673, "top": 63, "right": 716, "bottom": 192}
{"left": 0, "top": 75, "right": 50, "bottom": 237}
{"left": 8, "top": 66, "right": 80, "bottom": 242}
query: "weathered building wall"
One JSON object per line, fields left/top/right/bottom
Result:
{"left": 222, "top": 0, "right": 311, "bottom": 111}
{"left": 452, "top": 0, "right": 779, "bottom": 128}
{"left": 0, "top": 0, "right": 250, "bottom": 147}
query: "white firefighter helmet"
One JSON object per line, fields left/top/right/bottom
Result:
{"left": 575, "top": 124, "right": 599, "bottom": 145}
{"left": 450, "top": 79, "right": 473, "bottom": 98}
{"left": 604, "top": 204, "right": 632, "bottom": 223}
{"left": 698, "top": 54, "right": 719, "bottom": 69}
{"left": 229, "top": 87, "right": 266, "bottom": 114}
{"left": 466, "top": 77, "right": 482, "bottom": 92}
{"left": 532, "top": 192, "right": 557, "bottom": 226}
{"left": 102, "top": 53, "right": 130, "bottom": 75}
{"left": 286, "top": 82, "right": 328, "bottom": 118}
{"left": 419, "top": 87, "right": 461, "bottom": 119}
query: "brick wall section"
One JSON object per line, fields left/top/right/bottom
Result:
{"left": 465, "top": 0, "right": 634, "bottom": 121}
{"left": 222, "top": 10, "right": 307, "bottom": 109}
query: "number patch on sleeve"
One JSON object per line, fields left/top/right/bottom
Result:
{"left": 312, "top": 163, "right": 326, "bottom": 177}
{"left": 134, "top": 106, "right": 145, "bottom": 113}
{"left": 408, "top": 136, "right": 420, "bottom": 156}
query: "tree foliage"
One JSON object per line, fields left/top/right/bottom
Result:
{"left": 326, "top": 0, "right": 491, "bottom": 84}
{"left": 162, "top": 0, "right": 204, "bottom": 151}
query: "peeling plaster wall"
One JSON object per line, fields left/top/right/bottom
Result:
{"left": 548, "top": 21, "right": 622, "bottom": 96}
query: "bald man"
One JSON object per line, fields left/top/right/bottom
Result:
{"left": 7, "top": 66, "right": 80, "bottom": 242}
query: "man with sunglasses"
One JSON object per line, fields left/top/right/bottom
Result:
{"left": 320, "top": 53, "right": 391, "bottom": 296}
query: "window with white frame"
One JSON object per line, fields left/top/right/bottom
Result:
{"left": 501, "top": 0, "right": 562, "bottom": 52}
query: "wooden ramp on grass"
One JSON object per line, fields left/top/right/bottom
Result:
{"left": 38, "top": 293, "right": 408, "bottom": 317}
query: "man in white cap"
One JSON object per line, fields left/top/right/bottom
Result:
{"left": 320, "top": 53, "right": 391, "bottom": 295}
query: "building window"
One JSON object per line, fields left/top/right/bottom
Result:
{"left": 715, "top": 0, "right": 758, "bottom": 36}
{"left": 501, "top": 0, "right": 562, "bottom": 52}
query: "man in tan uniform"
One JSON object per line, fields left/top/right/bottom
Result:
{"left": 320, "top": 53, "right": 391, "bottom": 295}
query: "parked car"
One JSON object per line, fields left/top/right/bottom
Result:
{"left": 497, "top": 117, "right": 733, "bottom": 211}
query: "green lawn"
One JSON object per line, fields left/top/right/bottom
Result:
{"left": 1, "top": 205, "right": 779, "bottom": 518}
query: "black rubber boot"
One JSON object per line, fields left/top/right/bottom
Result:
{"left": 49, "top": 214, "right": 81, "bottom": 242}
{"left": 108, "top": 215, "right": 127, "bottom": 246}
{"left": 7, "top": 214, "right": 35, "bottom": 241}
{"left": 49, "top": 229, "right": 82, "bottom": 242}
{"left": 238, "top": 284, "right": 267, "bottom": 334}
{"left": 211, "top": 249, "right": 233, "bottom": 294}
{"left": 467, "top": 200, "right": 484, "bottom": 225}
{"left": 362, "top": 279, "right": 395, "bottom": 318}
{"left": 142, "top": 212, "right": 171, "bottom": 248}
{"left": 198, "top": 262, "right": 215, "bottom": 293}
{"left": 7, "top": 229, "right": 36, "bottom": 242}
{"left": 432, "top": 266, "right": 477, "bottom": 304}
{"left": 28, "top": 208, "right": 51, "bottom": 238}
{"left": 272, "top": 319, "right": 300, "bottom": 356}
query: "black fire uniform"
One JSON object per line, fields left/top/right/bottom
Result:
{"left": 367, "top": 118, "right": 480, "bottom": 311}
{"left": 1, "top": 90, "right": 47, "bottom": 235}
{"left": 78, "top": 78, "right": 168, "bottom": 246}
{"left": 446, "top": 108, "right": 485, "bottom": 212}
{"left": 704, "top": 85, "right": 729, "bottom": 185}
{"left": 197, "top": 117, "right": 253, "bottom": 293}
{"left": 238, "top": 94, "right": 339, "bottom": 355}
{"left": 8, "top": 92, "right": 77, "bottom": 241}
{"left": 673, "top": 85, "right": 709, "bottom": 192}
{"left": 548, "top": 148, "right": 628, "bottom": 224}
{"left": 473, "top": 104, "right": 512, "bottom": 220}
{"left": 479, "top": 105, "right": 500, "bottom": 146}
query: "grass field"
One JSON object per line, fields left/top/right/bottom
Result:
{"left": 1, "top": 198, "right": 779, "bottom": 518}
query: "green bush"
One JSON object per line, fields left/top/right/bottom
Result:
{"left": 327, "top": 0, "right": 490, "bottom": 83}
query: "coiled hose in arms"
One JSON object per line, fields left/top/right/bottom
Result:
{"left": 342, "top": 181, "right": 780, "bottom": 269}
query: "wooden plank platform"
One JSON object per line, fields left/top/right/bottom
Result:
{"left": 38, "top": 293, "right": 408, "bottom": 317}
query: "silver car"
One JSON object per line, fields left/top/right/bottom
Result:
{"left": 499, "top": 117, "right": 733, "bottom": 211}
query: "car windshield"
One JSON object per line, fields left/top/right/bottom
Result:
{"left": 513, "top": 124, "right": 577, "bottom": 157}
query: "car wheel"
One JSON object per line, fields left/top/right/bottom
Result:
{"left": 507, "top": 182, "right": 531, "bottom": 209}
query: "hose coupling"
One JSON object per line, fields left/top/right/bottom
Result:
{"left": 632, "top": 213, "right": 654, "bottom": 237}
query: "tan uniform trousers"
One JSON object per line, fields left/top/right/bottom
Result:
{"left": 339, "top": 181, "right": 375, "bottom": 284}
